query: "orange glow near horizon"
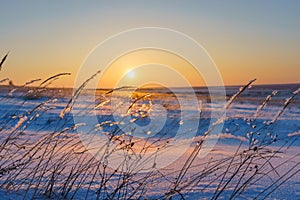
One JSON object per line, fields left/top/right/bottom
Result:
{"left": 97, "top": 49, "right": 205, "bottom": 89}
{"left": 0, "top": 44, "right": 299, "bottom": 89}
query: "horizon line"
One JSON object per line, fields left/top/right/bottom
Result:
{"left": 0, "top": 82, "right": 299, "bottom": 91}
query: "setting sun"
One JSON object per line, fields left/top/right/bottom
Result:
{"left": 125, "top": 69, "right": 135, "bottom": 79}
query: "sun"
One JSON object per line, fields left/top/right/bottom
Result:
{"left": 126, "top": 69, "right": 135, "bottom": 79}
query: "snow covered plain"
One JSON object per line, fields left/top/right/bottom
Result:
{"left": 0, "top": 84, "right": 299, "bottom": 199}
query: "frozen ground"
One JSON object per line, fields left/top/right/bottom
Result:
{"left": 0, "top": 84, "right": 299, "bottom": 199}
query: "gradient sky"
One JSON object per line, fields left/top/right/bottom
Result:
{"left": 0, "top": 0, "right": 300, "bottom": 88}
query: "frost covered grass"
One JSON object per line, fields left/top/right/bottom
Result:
{"left": 0, "top": 55, "right": 299, "bottom": 199}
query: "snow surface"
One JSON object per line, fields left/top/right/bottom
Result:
{"left": 0, "top": 84, "right": 299, "bottom": 199}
